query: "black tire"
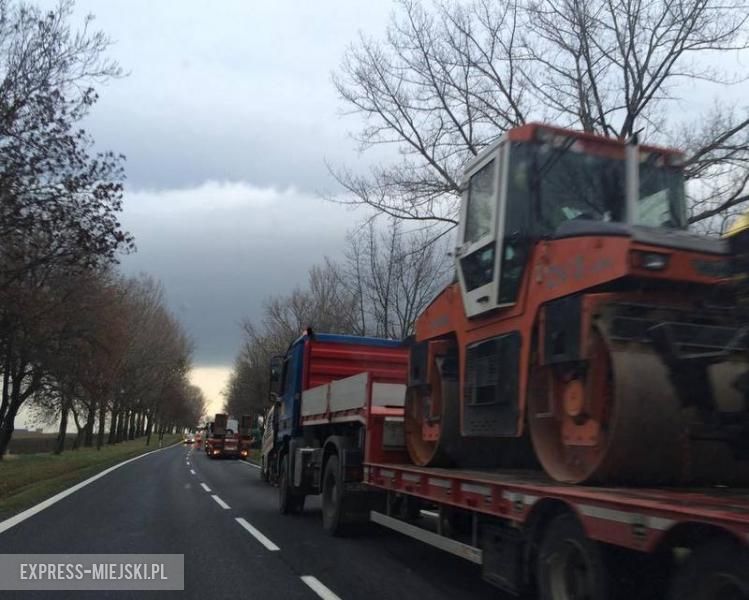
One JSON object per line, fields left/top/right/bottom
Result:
{"left": 260, "top": 456, "right": 269, "bottom": 482}
{"left": 322, "top": 455, "right": 346, "bottom": 535}
{"left": 322, "top": 455, "right": 367, "bottom": 536}
{"left": 278, "top": 455, "right": 304, "bottom": 514}
{"left": 668, "top": 537, "right": 749, "bottom": 600}
{"left": 536, "top": 513, "right": 610, "bottom": 600}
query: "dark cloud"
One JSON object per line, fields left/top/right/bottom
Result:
{"left": 119, "top": 183, "right": 360, "bottom": 365}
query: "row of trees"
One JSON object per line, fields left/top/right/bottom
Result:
{"left": 0, "top": 0, "right": 201, "bottom": 457}
{"left": 332, "top": 0, "right": 749, "bottom": 235}
{"left": 222, "top": 218, "right": 451, "bottom": 418}
{"left": 26, "top": 274, "right": 206, "bottom": 455}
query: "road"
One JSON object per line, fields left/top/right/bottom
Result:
{"left": 0, "top": 443, "right": 504, "bottom": 599}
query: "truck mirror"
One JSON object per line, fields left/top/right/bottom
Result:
{"left": 269, "top": 355, "right": 284, "bottom": 395}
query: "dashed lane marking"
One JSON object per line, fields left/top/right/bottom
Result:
{"left": 211, "top": 495, "right": 230, "bottom": 510}
{"left": 237, "top": 460, "right": 261, "bottom": 470}
{"left": 235, "top": 517, "right": 280, "bottom": 551}
{"left": 300, "top": 576, "right": 343, "bottom": 600}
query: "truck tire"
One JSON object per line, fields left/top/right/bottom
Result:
{"left": 668, "top": 537, "right": 749, "bottom": 600}
{"left": 278, "top": 455, "right": 305, "bottom": 514}
{"left": 536, "top": 513, "right": 610, "bottom": 600}
{"left": 322, "top": 455, "right": 366, "bottom": 536}
{"left": 261, "top": 456, "right": 269, "bottom": 482}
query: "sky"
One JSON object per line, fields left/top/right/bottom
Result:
{"left": 55, "top": 1, "right": 398, "bottom": 414}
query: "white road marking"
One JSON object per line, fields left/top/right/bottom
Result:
{"left": 300, "top": 576, "right": 343, "bottom": 600}
{"left": 190, "top": 469, "right": 196, "bottom": 475}
{"left": 0, "top": 442, "right": 179, "bottom": 536}
{"left": 211, "top": 494, "right": 230, "bottom": 509}
{"left": 237, "top": 460, "right": 261, "bottom": 470}
{"left": 235, "top": 517, "right": 280, "bottom": 551}
{"left": 200, "top": 483, "right": 211, "bottom": 492}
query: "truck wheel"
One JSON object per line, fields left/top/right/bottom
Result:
{"left": 668, "top": 537, "right": 749, "bottom": 600}
{"left": 536, "top": 513, "right": 610, "bottom": 600}
{"left": 278, "top": 455, "right": 305, "bottom": 514}
{"left": 322, "top": 455, "right": 363, "bottom": 536}
{"left": 261, "top": 456, "right": 269, "bottom": 482}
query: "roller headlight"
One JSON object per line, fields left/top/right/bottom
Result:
{"left": 632, "top": 251, "right": 669, "bottom": 271}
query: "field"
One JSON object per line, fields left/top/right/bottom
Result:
{"left": 7, "top": 432, "right": 78, "bottom": 455}
{"left": 0, "top": 435, "right": 182, "bottom": 519}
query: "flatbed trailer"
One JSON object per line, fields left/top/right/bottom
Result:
{"left": 360, "top": 439, "right": 749, "bottom": 599}
{"left": 275, "top": 354, "right": 749, "bottom": 598}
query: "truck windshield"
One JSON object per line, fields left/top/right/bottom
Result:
{"left": 520, "top": 141, "right": 686, "bottom": 233}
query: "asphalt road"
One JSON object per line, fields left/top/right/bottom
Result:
{"left": 0, "top": 443, "right": 504, "bottom": 599}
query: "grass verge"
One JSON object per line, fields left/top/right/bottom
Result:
{"left": 0, "top": 435, "right": 182, "bottom": 520}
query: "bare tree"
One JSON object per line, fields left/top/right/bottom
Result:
{"left": 344, "top": 218, "right": 452, "bottom": 338}
{"left": 0, "top": 0, "right": 129, "bottom": 458}
{"left": 333, "top": 0, "right": 749, "bottom": 233}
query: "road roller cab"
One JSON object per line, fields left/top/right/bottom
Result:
{"left": 407, "top": 123, "right": 749, "bottom": 485}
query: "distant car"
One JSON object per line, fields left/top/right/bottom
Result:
{"left": 183, "top": 433, "right": 195, "bottom": 444}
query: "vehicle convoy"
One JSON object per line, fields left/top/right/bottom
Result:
{"left": 261, "top": 125, "right": 749, "bottom": 599}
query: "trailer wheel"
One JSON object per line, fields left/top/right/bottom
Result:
{"left": 322, "top": 455, "right": 364, "bottom": 536}
{"left": 668, "top": 538, "right": 749, "bottom": 600}
{"left": 536, "top": 513, "right": 610, "bottom": 600}
{"left": 278, "top": 455, "right": 305, "bottom": 514}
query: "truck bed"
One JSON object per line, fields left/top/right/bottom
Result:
{"left": 364, "top": 462, "right": 749, "bottom": 552}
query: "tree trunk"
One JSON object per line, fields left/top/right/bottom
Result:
{"left": 54, "top": 394, "right": 71, "bottom": 455}
{"left": 116, "top": 408, "right": 126, "bottom": 442}
{"left": 145, "top": 414, "right": 152, "bottom": 446}
{"left": 96, "top": 397, "right": 106, "bottom": 449}
{"left": 0, "top": 360, "right": 39, "bottom": 459}
{"left": 128, "top": 410, "right": 136, "bottom": 440}
{"left": 71, "top": 406, "right": 83, "bottom": 450}
{"left": 0, "top": 335, "right": 14, "bottom": 427}
{"left": 108, "top": 404, "right": 119, "bottom": 445}
{"left": 0, "top": 418, "right": 15, "bottom": 460}
{"left": 83, "top": 402, "right": 95, "bottom": 447}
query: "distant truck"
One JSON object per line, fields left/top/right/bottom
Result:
{"left": 238, "top": 415, "right": 253, "bottom": 460}
{"left": 205, "top": 414, "right": 253, "bottom": 459}
{"left": 261, "top": 329, "right": 408, "bottom": 525}
{"left": 205, "top": 414, "right": 239, "bottom": 459}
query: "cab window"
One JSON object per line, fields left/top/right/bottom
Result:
{"left": 464, "top": 159, "right": 496, "bottom": 244}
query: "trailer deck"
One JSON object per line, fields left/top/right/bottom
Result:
{"left": 364, "top": 463, "right": 749, "bottom": 552}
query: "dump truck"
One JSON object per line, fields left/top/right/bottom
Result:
{"left": 270, "top": 125, "right": 749, "bottom": 599}
{"left": 262, "top": 330, "right": 407, "bottom": 517}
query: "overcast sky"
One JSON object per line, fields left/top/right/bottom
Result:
{"left": 47, "top": 1, "right": 399, "bottom": 412}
